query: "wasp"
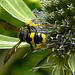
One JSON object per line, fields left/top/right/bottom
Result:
{"left": 0, "top": 19, "right": 55, "bottom": 64}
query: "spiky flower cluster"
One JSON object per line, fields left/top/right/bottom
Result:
{"left": 33, "top": 0, "right": 75, "bottom": 57}
{"left": 32, "top": 0, "right": 75, "bottom": 74}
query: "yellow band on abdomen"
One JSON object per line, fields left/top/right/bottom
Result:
{"left": 30, "top": 32, "right": 35, "bottom": 45}
{"left": 41, "top": 34, "right": 46, "bottom": 43}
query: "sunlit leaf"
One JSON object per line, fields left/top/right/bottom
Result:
{"left": 0, "top": 34, "right": 29, "bottom": 49}
{"left": 51, "top": 65, "right": 65, "bottom": 75}
{"left": 0, "top": 0, "right": 35, "bottom": 23}
{"left": 68, "top": 53, "right": 75, "bottom": 74}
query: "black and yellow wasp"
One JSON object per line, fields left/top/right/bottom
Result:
{"left": 0, "top": 19, "right": 55, "bottom": 64}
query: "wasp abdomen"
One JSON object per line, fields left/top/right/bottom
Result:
{"left": 26, "top": 32, "right": 46, "bottom": 45}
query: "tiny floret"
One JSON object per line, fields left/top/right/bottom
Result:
{"left": 49, "top": 12, "right": 55, "bottom": 18}
{"left": 67, "top": 3, "right": 74, "bottom": 10}
{"left": 53, "top": 0, "right": 59, "bottom": 4}
{"left": 56, "top": 8, "right": 64, "bottom": 15}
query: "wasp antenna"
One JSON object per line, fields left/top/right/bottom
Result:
{"left": 4, "top": 41, "right": 22, "bottom": 64}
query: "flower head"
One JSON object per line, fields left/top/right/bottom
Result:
{"left": 32, "top": 0, "right": 75, "bottom": 74}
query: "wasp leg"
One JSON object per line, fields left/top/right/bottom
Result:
{"left": 46, "top": 44, "right": 57, "bottom": 48}
{"left": 34, "top": 44, "right": 57, "bottom": 50}
{"left": 33, "top": 44, "right": 44, "bottom": 50}
{"left": 30, "top": 44, "right": 34, "bottom": 50}
{"left": 4, "top": 41, "right": 22, "bottom": 64}
{"left": 39, "top": 44, "right": 54, "bottom": 50}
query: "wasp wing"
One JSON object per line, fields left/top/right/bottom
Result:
{"left": 0, "top": 19, "right": 20, "bottom": 31}
{"left": 4, "top": 41, "right": 21, "bottom": 64}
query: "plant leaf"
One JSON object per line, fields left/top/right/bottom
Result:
{"left": 31, "top": 52, "right": 57, "bottom": 73}
{"left": 51, "top": 65, "right": 65, "bottom": 75}
{"left": 68, "top": 53, "right": 75, "bottom": 74}
{"left": 0, "top": 0, "right": 35, "bottom": 23}
{"left": 0, "top": 34, "right": 29, "bottom": 49}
